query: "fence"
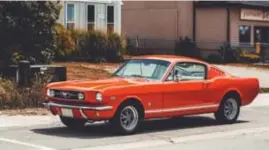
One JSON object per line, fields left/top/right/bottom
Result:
{"left": 0, "top": 60, "right": 66, "bottom": 87}
{"left": 126, "top": 37, "right": 269, "bottom": 63}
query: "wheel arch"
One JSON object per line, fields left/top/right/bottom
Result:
{"left": 114, "top": 97, "right": 145, "bottom": 119}
{"left": 222, "top": 90, "right": 242, "bottom": 106}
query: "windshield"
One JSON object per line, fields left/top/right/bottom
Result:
{"left": 112, "top": 59, "right": 171, "bottom": 80}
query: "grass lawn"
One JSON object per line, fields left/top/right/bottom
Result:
{"left": 53, "top": 62, "right": 122, "bottom": 80}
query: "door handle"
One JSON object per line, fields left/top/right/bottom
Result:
{"left": 203, "top": 81, "right": 210, "bottom": 88}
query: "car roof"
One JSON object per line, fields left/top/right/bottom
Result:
{"left": 131, "top": 55, "right": 209, "bottom": 64}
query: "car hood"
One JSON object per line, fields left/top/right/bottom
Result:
{"left": 46, "top": 77, "right": 153, "bottom": 92}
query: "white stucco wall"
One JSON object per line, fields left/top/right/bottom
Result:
{"left": 57, "top": 0, "right": 121, "bottom": 34}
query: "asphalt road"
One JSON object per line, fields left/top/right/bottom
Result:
{"left": 0, "top": 94, "right": 269, "bottom": 150}
{"left": 131, "top": 131, "right": 269, "bottom": 150}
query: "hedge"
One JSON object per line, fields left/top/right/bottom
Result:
{"left": 53, "top": 24, "right": 125, "bottom": 62}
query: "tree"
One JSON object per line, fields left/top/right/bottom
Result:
{"left": 0, "top": 1, "right": 62, "bottom": 66}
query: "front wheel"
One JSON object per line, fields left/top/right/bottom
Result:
{"left": 111, "top": 103, "right": 141, "bottom": 135}
{"left": 214, "top": 96, "right": 240, "bottom": 124}
{"left": 60, "top": 116, "right": 86, "bottom": 129}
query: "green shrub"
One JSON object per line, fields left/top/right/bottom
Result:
{"left": 0, "top": 1, "right": 62, "bottom": 65}
{"left": 206, "top": 53, "right": 223, "bottom": 63}
{"left": 70, "top": 29, "right": 89, "bottom": 59}
{"left": 238, "top": 49, "right": 260, "bottom": 63}
{"left": 175, "top": 36, "right": 201, "bottom": 59}
{"left": 0, "top": 76, "right": 50, "bottom": 109}
{"left": 0, "top": 69, "right": 53, "bottom": 109}
{"left": 86, "top": 30, "right": 108, "bottom": 61}
{"left": 125, "top": 38, "right": 137, "bottom": 55}
{"left": 53, "top": 24, "right": 76, "bottom": 61}
{"left": 218, "top": 43, "right": 240, "bottom": 63}
{"left": 50, "top": 27, "right": 125, "bottom": 62}
{"left": 67, "top": 29, "right": 123, "bottom": 62}
{"left": 120, "top": 38, "right": 128, "bottom": 55}
{"left": 106, "top": 33, "right": 124, "bottom": 62}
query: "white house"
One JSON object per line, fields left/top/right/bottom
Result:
{"left": 57, "top": 0, "right": 122, "bottom": 34}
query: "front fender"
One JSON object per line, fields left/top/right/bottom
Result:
{"left": 111, "top": 95, "right": 144, "bottom": 116}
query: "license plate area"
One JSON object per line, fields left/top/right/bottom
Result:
{"left": 61, "top": 108, "right": 73, "bottom": 118}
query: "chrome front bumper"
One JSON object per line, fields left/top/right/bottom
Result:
{"left": 42, "top": 102, "right": 113, "bottom": 111}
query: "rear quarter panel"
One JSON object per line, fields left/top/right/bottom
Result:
{"left": 208, "top": 76, "right": 259, "bottom": 106}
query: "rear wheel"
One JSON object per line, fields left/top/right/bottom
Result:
{"left": 111, "top": 103, "right": 142, "bottom": 135}
{"left": 214, "top": 96, "right": 240, "bottom": 124}
{"left": 60, "top": 116, "right": 86, "bottom": 129}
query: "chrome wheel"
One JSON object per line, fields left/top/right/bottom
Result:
{"left": 223, "top": 98, "right": 238, "bottom": 120}
{"left": 214, "top": 95, "right": 240, "bottom": 124}
{"left": 120, "top": 106, "right": 139, "bottom": 131}
{"left": 111, "top": 102, "right": 142, "bottom": 135}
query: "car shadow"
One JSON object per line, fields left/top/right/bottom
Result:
{"left": 31, "top": 116, "right": 249, "bottom": 139}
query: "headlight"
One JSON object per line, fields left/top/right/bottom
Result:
{"left": 46, "top": 89, "right": 55, "bottom": 97}
{"left": 96, "top": 92, "right": 102, "bottom": 102}
{"left": 78, "top": 92, "right": 84, "bottom": 100}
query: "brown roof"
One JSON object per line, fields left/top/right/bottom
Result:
{"left": 196, "top": 1, "right": 269, "bottom": 9}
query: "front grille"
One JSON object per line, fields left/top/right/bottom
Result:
{"left": 50, "top": 99, "right": 99, "bottom": 106}
{"left": 53, "top": 90, "right": 81, "bottom": 100}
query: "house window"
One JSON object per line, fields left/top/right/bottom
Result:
{"left": 87, "top": 5, "right": 95, "bottom": 31}
{"left": 66, "top": 4, "right": 75, "bottom": 30}
{"left": 239, "top": 25, "right": 251, "bottom": 43}
{"left": 107, "top": 6, "right": 114, "bottom": 33}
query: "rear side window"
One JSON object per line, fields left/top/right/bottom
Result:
{"left": 208, "top": 66, "right": 225, "bottom": 79}
{"left": 166, "top": 62, "right": 207, "bottom": 81}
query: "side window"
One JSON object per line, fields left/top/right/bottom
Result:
{"left": 87, "top": 5, "right": 95, "bottom": 31}
{"left": 107, "top": 5, "right": 114, "bottom": 33}
{"left": 66, "top": 4, "right": 75, "bottom": 30}
{"left": 239, "top": 25, "right": 251, "bottom": 43}
{"left": 166, "top": 62, "right": 206, "bottom": 81}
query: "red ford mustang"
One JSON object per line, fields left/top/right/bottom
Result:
{"left": 43, "top": 55, "right": 259, "bottom": 134}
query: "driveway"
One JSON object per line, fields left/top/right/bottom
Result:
{"left": 215, "top": 65, "right": 269, "bottom": 88}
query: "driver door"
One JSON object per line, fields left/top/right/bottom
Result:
{"left": 162, "top": 62, "right": 208, "bottom": 116}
